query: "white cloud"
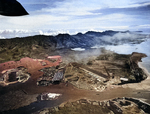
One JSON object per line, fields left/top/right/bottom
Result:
{"left": 0, "top": 0, "right": 149, "bottom": 38}
{"left": 138, "top": 24, "right": 150, "bottom": 28}
{"left": 105, "top": 38, "right": 150, "bottom": 55}
{"left": 0, "top": 14, "right": 68, "bottom": 30}
{"left": 0, "top": 29, "right": 75, "bottom": 38}
{"left": 0, "top": 29, "right": 35, "bottom": 38}
{"left": 0, "top": 36, "right": 5, "bottom": 39}
{"left": 120, "top": 2, "right": 150, "bottom": 8}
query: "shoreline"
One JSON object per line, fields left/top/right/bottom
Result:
{"left": 58, "top": 55, "right": 150, "bottom": 107}
{"left": 138, "top": 62, "right": 150, "bottom": 79}
{"left": 1, "top": 52, "right": 150, "bottom": 113}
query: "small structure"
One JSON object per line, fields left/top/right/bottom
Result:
{"left": 52, "top": 70, "right": 64, "bottom": 83}
{"left": 0, "top": 56, "right": 62, "bottom": 86}
{"left": 38, "top": 93, "right": 61, "bottom": 101}
{"left": 37, "top": 68, "right": 65, "bottom": 86}
{"left": 0, "top": 67, "right": 30, "bottom": 86}
{"left": 120, "top": 78, "right": 129, "bottom": 84}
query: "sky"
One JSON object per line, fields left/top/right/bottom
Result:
{"left": 0, "top": 0, "right": 150, "bottom": 38}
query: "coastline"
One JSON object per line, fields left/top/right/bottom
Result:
{"left": 121, "top": 56, "right": 150, "bottom": 90}
{"left": 1, "top": 52, "right": 150, "bottom": 113}
{"left": 138, "top": 62, "right": 150, "bottom": 79}
{"left": 58, "top": 54, "right": 150, "bottom": 107}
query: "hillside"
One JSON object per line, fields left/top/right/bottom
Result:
{"left": 0, "top": 30, "right": 147, "bottom": 63}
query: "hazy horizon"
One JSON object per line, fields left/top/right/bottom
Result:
{"left": 0, "top": 0, "right": 150, "bottom": 38}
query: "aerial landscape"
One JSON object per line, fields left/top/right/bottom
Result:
{"left": 0, "top": 0, "right": 150, "bottom": 114}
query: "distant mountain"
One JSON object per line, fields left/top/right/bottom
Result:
{"left": 0, "top": 30, "right": 147, "bottom": 49}
{"left": 0, "top": 0, "right": 28, "bottom": 16}
{"left": 0, "top": 30, "right": 148, "bottom": 63}
{"left": 85, "top": 30, "right": 119, "bottom": 36}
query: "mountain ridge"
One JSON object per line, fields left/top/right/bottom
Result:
{"left": 0, "top": 30, "right": 148, "bottom": 63}
{"left": 0, "top": 30, "right": 147, "bottom": 49}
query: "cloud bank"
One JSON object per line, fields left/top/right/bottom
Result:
{"left": 0, "top": 0, "right": 149, "bottom": 38}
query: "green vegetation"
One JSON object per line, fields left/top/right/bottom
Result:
{"left": 0, "top": 35, "right": 55, "bottom": 63}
